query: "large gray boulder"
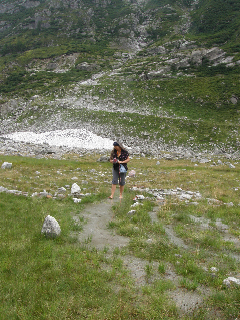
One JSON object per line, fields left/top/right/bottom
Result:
{"left": 41, "top": 215, "right": 61, "bottom": 238}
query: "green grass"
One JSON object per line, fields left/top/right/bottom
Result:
{"left": 0, "top": 153, "right": 239, "bottom": 319}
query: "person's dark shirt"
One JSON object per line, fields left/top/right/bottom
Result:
{"left": 112, "top": 149, "right": 129, "bottom": 171}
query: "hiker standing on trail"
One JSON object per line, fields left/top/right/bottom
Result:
{"left": 109, "top": 141, "right": 130, "bottom": 199}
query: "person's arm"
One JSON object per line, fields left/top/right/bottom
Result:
{"left": 119, "top": 156, "right": 130, "bottom": 164}
{"left": 109, "top": 151, "right": 116, "bottom": 163}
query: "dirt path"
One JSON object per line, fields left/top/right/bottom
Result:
{"left": 75, "top": 198, "right": 129, "bottom": 251}
{"left": 72, "top": 196, "right": 239, "bottom": 315}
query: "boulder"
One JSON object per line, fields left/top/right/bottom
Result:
{"left": 223, "top": 277, "right": 240, "bottom": 287}
{"left": 1, "top": 162, "right": 12, "bottom": 169}
{"left": 71, "top": 183, "right": 81, "bottom": 194}
{"left": 41, "top": 215, "right": 61, "bottom": 238}
{"left": 97, "top": 155, "right": 109, "bottom": 162}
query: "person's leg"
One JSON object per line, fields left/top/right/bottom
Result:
{"left": 119, "top": 185, "right": 124, "bottom": 198}
{"left": 119, "top": 173, "right": 126, "bottom": 198}
{"left": 109, "top": 184, "right": 117, "bottom": 198}
{"left": 109, "top": 168, "right": 118, "bottom": 198}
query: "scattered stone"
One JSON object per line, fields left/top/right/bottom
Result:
{"left": 71, "top": 183, "right": 81, "bottom": 194}
{"left": 188, "top": 202, "right": 199, "bottom": 206}
{"left": 210, "top": 267, "right": 218, "bottom": 272}
{"left": 1, "top": 162, "right": 12, "bottom": 169}
{"left": 223, "top": 277, "right": 240, "bottom": 287}
{"left": 199, "top": 158, "right": 209, "bottom": 163}
{"left": 72, "top": 198, "right": 82, "bottom": 203}
{"left": 163, "top": 154, "right": 174, "bottom": 160}
{"left": 97, "top": 155, "right": 109, "bottom": 162}
{"left": 39, "top": 190, "right": 52, "bottom": 198}
{"left": 131, "top": 202, "right": 143, "bottom": 207}
{"left": 58, "top": 187, "right": 67, "bottom": 193}
{"left": 133, "top": 195, "right": 145, "bottom": 200}
{"left": 229, "top": 163, "right": 236, "bottom": 169}
{"left": 6, "top": 189, "right": 22, "bottom": 195}
{"left": 127, "top": 210, "right": 136, "bottom": 216}
{"left": 128, "top": 170, "right": 136, "bottom": 177}
{"left": 0, "top": 186, "right": 8, "bottom": 192}
{"left": 207, "top": 198, "right": 223, "bottom": 206}
{"left": 41, "top": 215, "right": 61, "bottom": 238}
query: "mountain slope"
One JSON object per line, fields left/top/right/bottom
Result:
{"left": 0, "top": 0, "right": 239, "bottom": 154}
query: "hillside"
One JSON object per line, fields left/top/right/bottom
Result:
{"left": 0, "top": 0, "right": 239, "bottom": 154}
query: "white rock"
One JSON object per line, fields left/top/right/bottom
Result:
{"left": 71, "top": 183, "right": 81, "bottom": 194}
{"left": 72, "top": 198, "right": 82, "bottom": 203}
{"left": 0, "top": 186, "right": 8, "bottom": 192}
{"left": 131, "top": 186, "right": 138, "bottom": 191}
{"left": 31, "top": 192, "right": 39, "bottom": 197}
{"left": 210, "top": 267, "right": 218, "bottom": 272}
{"left": 225, "top": 202, "right": 234, "bottom": 207}
{"left": 134, "top": 195, "right": 145, "bottom": 200}
{"left": 1, "top": 162, "right": 12, "bottom": 169}
{"left": 223, "top": 277, "right": 240, "bottom": 286}
{"left": 127, "top": 210, "right": 136, "bottom": 216}
{"left": 131, "top": 202, "right": 143, "bottom": 207}
{"left": 58, "top": 187, "right": 67, "bottom": 193}
{"left": 41, "top": 215, "right": 61, "bottom": 238}
{"left": 128, "top": 170, "right": 136, "bottom": 177}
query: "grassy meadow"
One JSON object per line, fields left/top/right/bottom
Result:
{"left": 0, "top": 152, "right": 239, "bottom": 319}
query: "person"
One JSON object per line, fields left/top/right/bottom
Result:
{"left": 109, "top": 141, "right": 130, "bottom": 199}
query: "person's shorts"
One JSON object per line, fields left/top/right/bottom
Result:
{"left": 112, "top": 168, "right": 126, "bottom": 186}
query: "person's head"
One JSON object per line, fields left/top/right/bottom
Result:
{"left": 110, "top": 141, "right": 125, "bottom": 158}
{"left": 113, "top": 141, "right": 121, "bottom": 151}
